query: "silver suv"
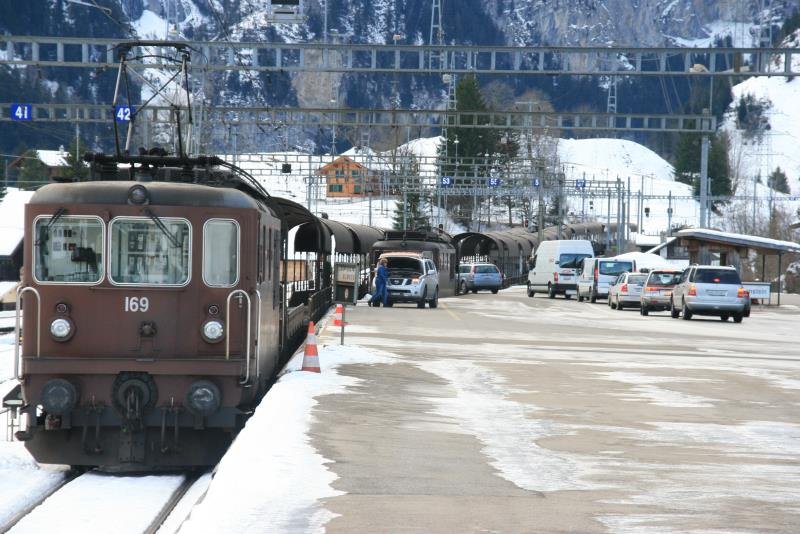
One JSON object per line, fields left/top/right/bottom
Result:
{"left": 381, "top": 253, "right": 439, "bottom": 308}
{"left": 670, "top": 265, "right": 748, "bottom": 322}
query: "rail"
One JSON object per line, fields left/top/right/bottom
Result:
{"left": 225, "top": 290, "right": 252, "bottom": 385}
{"left": 15, "top": 286, "right": 41, "bottom": 379}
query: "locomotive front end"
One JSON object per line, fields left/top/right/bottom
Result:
{"left": 10, "top": 181, "right": 275, "bottom": 470}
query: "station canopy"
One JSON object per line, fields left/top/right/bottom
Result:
{"left": 675, "top": 228, "right": 800, "bottom": 255}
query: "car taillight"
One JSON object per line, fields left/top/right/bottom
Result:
{"left": 620, "top": 283, "right": 628, "bottom": 294}
{"left": 594, "top": 267, "right": 598, "bottom": 281}
{"left": 645, "top": 286, "right": 657, "bottom": 292}
{"left": 738, "top": 287, "right": 748, "bottom": 298}
{"left": 553, "top": 272, "right": 559, "bottom": 282}
{"left": 688, "top": 284, "right": 697, "bottom": 296}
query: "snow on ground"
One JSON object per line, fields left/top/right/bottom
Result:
{"left": 666, "top": 20, "right": 757, "bottom": 48}
{"left": 0, "top": 442, "right": 65, "bottom": 530}
{"left": 10, "top": 472, "right": 186, "bottom": 534}
{"left": 178, "top": 344, "right": 394, "bottom": 534}
{"left": 420, "top": 359, "right": 592, "bottom": 492}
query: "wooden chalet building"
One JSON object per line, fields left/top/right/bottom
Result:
{"left": 317, "top": 151, "right": 386, "bottom": 198}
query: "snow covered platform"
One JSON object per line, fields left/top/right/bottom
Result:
{"left": 183, "top": 288, "right": 800, "bottom": 532}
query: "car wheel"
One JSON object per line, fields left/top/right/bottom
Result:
{"left": 472, "top": 289, "right": 478, "bottom": 294}
{"left": 720, "top": 314, "right": 729, "bottom": 321}
{"left": 609, "top": 298, "right": 617, "bottom": 310}
{"left": 641, "top": 306, "right": 649, "bottom": 316}
{"left": 491, "top": 289, "right": 498, "bottom": 294}
{"left": 548, "top": 284, "right": 556, "bottom": 299}
{"left": 733, "top": 313, "right": 744, "bottom": 323}
{"left": 460, "top": 281, "right": 467, "bottom": 294}
{"left": 429, "top": 290, "right": 439, "bottom": 309}
{"left": 417, "top": 289, "right": 427, "bottom": 308}
{"left": 590, "top": 289, "right": 597, "bottom": 303}
{"left": 565, "top": 293, "right": 572, "bottom": 300}
{"left": 385, "top": 301, "right": 393, "bottom": 307}
{"left": 527, "top": 284, "right": 534, "bottom": 298}
{"left": 578, "top": 293, "right": 585, "bottom": 302}
{"left": 682, "top": 300, "right": 692, "bottom": 320}
{"left": 617, "top": 298, "right": 624, "bottom": 311}
{"left": 670, "top": 300, "right": 680, "bottom": 319}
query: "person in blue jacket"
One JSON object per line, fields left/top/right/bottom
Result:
{"left": 369, "top": 258, "right": 389, "bottom": 307}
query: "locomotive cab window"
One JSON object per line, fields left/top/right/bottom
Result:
{"left": 109, "top": 217, "right": 191, "bottom": 286}
{"left": 33, "top": 215, "right": 104, "bottom": 284}
{"left": 203, "top": 219, "right": 240, "bottom": 287}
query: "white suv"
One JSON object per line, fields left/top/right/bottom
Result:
{"left": 380, "top": 253, "right": 440, "bottom": 308}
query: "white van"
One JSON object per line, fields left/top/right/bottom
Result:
{"left": 526, "top": 240, "right": 594, "bottom": 299}
{"left": 576, "top": 257, "right": 637, "bottom": 302}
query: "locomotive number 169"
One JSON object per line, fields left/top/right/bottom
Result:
{"left": 124, "top": 296, "right": 150, "bottom": 312}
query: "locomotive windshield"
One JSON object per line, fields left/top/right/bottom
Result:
{"left": 33, "top": 215, "right": 104, "bottom": 284}
{"left": 109, "top": 217, "right": 191, "bottom": 286}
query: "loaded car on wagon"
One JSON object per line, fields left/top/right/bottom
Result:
{"left": 457, "top": 262, "right": 503, "bottom": 294}
{"left": 670, "top": 265, "right": 750, "bottom": 322}
{"left": 378, "top": 252, "right": 440, "bottom": 308}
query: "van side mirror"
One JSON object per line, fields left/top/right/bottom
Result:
{"left": 427, "top": 269, "right": 436, "bottom": 275}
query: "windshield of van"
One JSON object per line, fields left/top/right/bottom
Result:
{"left": 599, "top": 261, "right": 633, "bottom": 276}
{"left": 559, "top": 253, "right": 592, "bottom": 269}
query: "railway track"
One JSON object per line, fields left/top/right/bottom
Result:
{"left": 0, "top": 469, "right": 81, "bottom": 533}
{"left": 1, "top": 469, "right": 209, "bottom": 534}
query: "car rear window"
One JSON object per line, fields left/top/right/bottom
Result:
{"left": 693, "top": 269, "right": 741, "bottom": 284}
{"left": 559, "top": 253, "right": 592, "bottom": 268}
{"left": 475, "top": 265, "right": 499, "bottom": 274}
{"left": 647, "top": 272, "right": 680, "bottom": 286}
{"left": 628, "top": 275, "right": 647, "bottom": 284}
{"left": 598, "top": 261, "right": 633, "bottom": 276}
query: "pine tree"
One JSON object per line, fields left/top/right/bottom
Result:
{"left": 673, "top": 133, "right": 731, "bottom": 199}
{"left": 16, "top": 150, "right": 47, "bottom": 190}
{"left": 392, "top": 193, "right": 430, "bottom": 231}
{"left": 61, "top": 138, "right": 89, "bottom": 182}
{"left": 768, "top": 167, "right": 791, "bottom": 194}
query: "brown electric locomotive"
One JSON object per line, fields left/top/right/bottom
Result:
{"left": 5, "top": 155, "right": 301, "bottom": 471}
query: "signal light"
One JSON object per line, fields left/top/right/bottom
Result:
{"left": 620, "top": 283, "right": 628, "bottom": 294}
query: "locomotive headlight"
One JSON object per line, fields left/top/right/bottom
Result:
{"left": 186, "top": 380, "right": 222, "bottom": 417}
{"left": 41, "top": 378, "right": 79, "bottom": 415}
{"left": 50, "top": 318, "right": 74, "bottom": 341}
{"left": 201, "top": 320, "right": 224, "bottom": 343}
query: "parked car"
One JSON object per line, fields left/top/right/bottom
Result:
{"left": 527, "top": 240, "right": 594, "bottom": 299}
{"left": 457, "top": 262, "right": 503, "bottom": 294}
{"left": 608, "top": 272, "right": 648, "bottom": 310}
{"left": 670, "top": 265, "right": 748, "bottom": 322}
{"left": 378, "top": 252, "right": 440, "bottom": 308}
{"left": 640, "top": 269, "right": 681, "bottom": 316}
{"left": 577, "top": 257, "right": 637, "bottom": 302}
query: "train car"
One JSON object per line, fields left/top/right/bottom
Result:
{"left": 3, "top": 154, "right": 317, "bottom": 471}
{"left": 370, "top": 230, "right": 457, "bottom": 298}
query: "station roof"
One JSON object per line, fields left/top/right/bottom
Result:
{"left": 675, "top": 228, "right": 800, "bottom": 255}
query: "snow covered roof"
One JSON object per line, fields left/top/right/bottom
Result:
{"left": 613, "top": 251, "right": 675, "bottom": 270}
{"left": 675, "top": 228, "right": 800, "bottom": 255}
{"left": 0, "top": 189, "right": 34, "bottom": 256}
{"left": 36, "top": 149, "right": 70, "bottom": 168}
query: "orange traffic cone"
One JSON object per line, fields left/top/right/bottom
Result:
{"left": 301, "top": 321, "right": 321, "bottom": 373}
{"left": 332, "top": 304, "right": 346, "bottom": 326}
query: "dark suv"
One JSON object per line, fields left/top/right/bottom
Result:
{"left": 670, "top": 265, "right": 749, "bottom": 322}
